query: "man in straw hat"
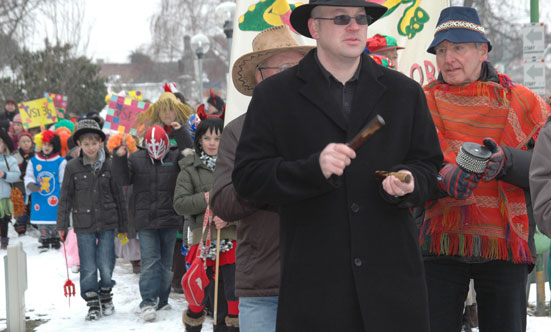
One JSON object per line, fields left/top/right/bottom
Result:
{"left": 210, "top": 25, "right": 312, "bottom": 332}
{"left": 419, "top": 6, "right": 551, "bottom": 332}
{"left": 231, "top": 0, "right": 443, "bottom": 331}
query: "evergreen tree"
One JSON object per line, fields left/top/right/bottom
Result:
{"left": 0, "top": 40, "right": 106, "bottom": 115}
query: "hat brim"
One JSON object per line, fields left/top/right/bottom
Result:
{"left": 73, "top": 128, "right": 106, "bottom": 145}
{"left": 232, "top": 46, "right": 314, "bottom": 96}
{"left": 372, "top": 46, "right": 405, "bottom": 52}
{"left": 427, "top": 29, "right": 492, "bottom": 54}
{"left": 290, "top": 2, "right": 388, "bottom": 38}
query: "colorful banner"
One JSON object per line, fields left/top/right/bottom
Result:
{"left": 104, "top": 94, "right": 149, "bottom": 136}
{"left": 18, "top": 97, "right": 59, "bottom": 129}
{"left": 44, "top": 92, "right": 68, "bottom": 114}
{"left": 225, "top": 0, "right": 449, "bottom": 124}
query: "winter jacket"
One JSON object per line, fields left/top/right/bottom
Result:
{"left": 0, "top": 154, "right": 21, "bottom": 199}
{"left": 530, "top": 117, "right": 551, "bottom": 237}
{"left": 173, "top": 150, "right": 237, "bottom": 245}
{"left": 56, "top": 151, "right": 128, "bottom": 234}
{"left": 211, "top": 114, "right": 280, "bottom": 297}
{"left": 111, "top": 127, "right": 191, "bottom": 230}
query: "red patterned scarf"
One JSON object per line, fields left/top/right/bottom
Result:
{"left": 421, "top": 74, "right": 549, "bottom": 264}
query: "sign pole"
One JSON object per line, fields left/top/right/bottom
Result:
{"left": 531, "top": 0, "right": 539, "bottom": 23}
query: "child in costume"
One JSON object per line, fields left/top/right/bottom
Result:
{"left": 0, "top": 131, "right": 21, "bottom": 249}
{"left": 112, "top": 123, "right": 189, "bottom": 322}
{"left": 173, "top": 117, "right": 239, "bottom": 331}
{"left": 12, "top": 132, "right": 34, "bottom": 235}
{"left": 57, "top": 119, "right": 128, "bottom": 321}
{"left": 9, "top": 113, "right": 25, "bottom": 150}
{"left": 133, "top": 91, "right": 194, "bottom": 147}
{"left": 24, "top": 130, "right": 66, "bottom": 250}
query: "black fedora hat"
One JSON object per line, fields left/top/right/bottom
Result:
{"left": 427, "top": 6, "right": 492, "bottom": 54}
{"left": 290, "top": 0, "right": 388, "bottom": 38}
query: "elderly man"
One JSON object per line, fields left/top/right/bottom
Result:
{"left": 231, "top": 0, "right": 443, "bottom": 331}
{"left": 209, "top": 25, "right": 312, "bottom": 332}
{"left": 419, "top": 6, "right": 551, "bottom": 332}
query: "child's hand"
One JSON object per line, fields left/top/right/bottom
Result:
{"left": 170, "top": 122, "right": 181, "bottom": 131}
{"left": 213, "top": 216, "right": 227, "bottom": 230}
{"left": 0, "top": 171, "right": 4, "bottom": 178}
{"left": 27, "top": 183, "right": 40, "bottom": 192}
{"left": 116, "top": 145, "right": 127, "bottom": 157}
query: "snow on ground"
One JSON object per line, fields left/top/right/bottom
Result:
{"left": 0, "top": 226, "right": 550, "bottom": 331}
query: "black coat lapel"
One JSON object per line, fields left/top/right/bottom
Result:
{"left": 348, "top": 54, "right": 387, "bottom": 140}
{"left": 296, "top": 51, "right": 347, "bottom": 132}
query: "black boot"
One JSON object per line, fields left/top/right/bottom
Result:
{"left": 225, "top": 315, "right": 239, "bottom": 332}
{"left": 1, "top": 237, "right": 8, "bottom": 250}
{"left": 51, "top": 238, "right": 61, "bottom": 249}
{"left": 13, "top": 222, "right": 26, "bottom": 236}
{"left": 183, "top": 309, "right": 205, "bottom": 332}
{"left": 85, "top": 291, "right": 102, "bottom": 321}
{"left": 38, "top": 238, "right": 50, "bottom": 251}
{"left": 100, "top": 287, "right": 114, "bottom": 316}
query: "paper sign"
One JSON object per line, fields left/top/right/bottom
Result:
{"left": 18, "top": 97, "right": 59, "bottom": 129}
{"left": 104, "top": 94, "right": 150, "bottom": 136}
{"left": 44, "top": 92, "right": 68, "bottom": 114}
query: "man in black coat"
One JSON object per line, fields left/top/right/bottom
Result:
{"left": 232, "top": 0, "right": 443, "bottom": 331}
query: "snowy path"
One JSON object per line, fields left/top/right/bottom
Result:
{"left": 1, "top": 227, "right": 550, "bottom": 331}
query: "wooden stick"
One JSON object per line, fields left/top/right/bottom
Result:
{"left": 346, "top": 115, "right": 385, "bottom": 151}
{"left": 213, "top": 228, "right": 221, "bottom": 325}
{"left": 374, "top": 170, "right": 412, "bottom": 183}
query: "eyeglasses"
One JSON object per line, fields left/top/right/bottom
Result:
{"left": 314, "top": 14, "right": 373, "bottom": 26}
{"left": 257, "top": 62, "right": 298, "bottom": 79}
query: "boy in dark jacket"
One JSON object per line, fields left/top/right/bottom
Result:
{"left": 112, "top": 122, "right": 190, "bottom": 322}
{"left": 57, "top": 119, "right": 128, "bottom": 321}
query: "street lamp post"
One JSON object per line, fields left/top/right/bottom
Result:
{"left": 190, "top": 33, "right": 210, "bottom": 105}
{"left": 215, "top": 2, "right": 236, "bottom": 72}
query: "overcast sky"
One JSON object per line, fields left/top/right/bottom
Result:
{"left": 82, "top": 0, "right": 159, "bottom": 63}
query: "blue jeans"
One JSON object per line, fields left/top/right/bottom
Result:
{"left": 239, "top": 296, "right": 279, "bottom": 332}
{"left": 138, "top": 228, "right": 177, "bottom": 308}
{"left": 77, "top": 229, "right": 116, "bottom": 300}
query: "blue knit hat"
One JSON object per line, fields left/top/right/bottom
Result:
{"left": 427, "top": 6, "right": 492, "bottom": 54}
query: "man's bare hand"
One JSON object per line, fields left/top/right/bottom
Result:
{"left": 319, "top": 143, "right": 356, "bottom": 179}
{"left": 381, "top": 169, "right": 414, "bottom": 197}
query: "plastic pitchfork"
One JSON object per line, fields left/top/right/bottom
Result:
{"left": 62, "top": 236, "right": 76, "bottom": 304}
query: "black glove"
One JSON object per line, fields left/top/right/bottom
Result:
{"left": 437, "top": 163, "right": 481, "bottom": 199}
{"left": 482, "top": 138, "right": 506, "bottom": 181}
{"left": 27, "top": 183, "right": 40, "bottom": 193}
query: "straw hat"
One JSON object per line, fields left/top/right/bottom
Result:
{"left": 232, "top": 25, "right": 314, "bottom": 96}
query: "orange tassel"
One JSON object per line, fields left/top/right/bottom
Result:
{"left": 10, "top": 187, "right": 26, "bottom": 217}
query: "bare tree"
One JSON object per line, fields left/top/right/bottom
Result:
{"left": 149, "top": 0, "right": 230, "bottom": 63}
{"left": 35, "top": 0, "right": 91, "bottom": 56}
{"left": 0, "top": 0, "right": 44, "bottom": 39}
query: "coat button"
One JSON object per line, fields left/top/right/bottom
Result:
{"left": 351, "top": 203, "right": 360, "bottom": 213}
{"left": 354, "top": 258, "right": 362, "bottom": 267}
{"left": 86, "top": 209, "right": 90, "bottom": 213}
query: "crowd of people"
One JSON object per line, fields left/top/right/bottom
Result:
{"left": 1, "top": 1, "right": 551, "bottom": 332}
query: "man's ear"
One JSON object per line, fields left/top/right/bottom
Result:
{"left": 308, "top": 18, "right": 320, "bottom": 39}
{"left": 480, "top": 43, "right": 489, "bottom": 61}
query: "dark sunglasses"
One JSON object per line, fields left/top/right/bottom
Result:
{"left": 314, "top": 14, "right": 373, "bottom": 26}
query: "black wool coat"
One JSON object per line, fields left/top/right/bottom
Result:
{"left": 233, "top": 50, "right": 443, "bottom": 332}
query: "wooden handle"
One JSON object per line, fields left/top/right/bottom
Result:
{"left": 346, "top": 115, "right": 385, "bottom": 151}
{"left": 374, "top": 171, "right": 412, "bottom": 183}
